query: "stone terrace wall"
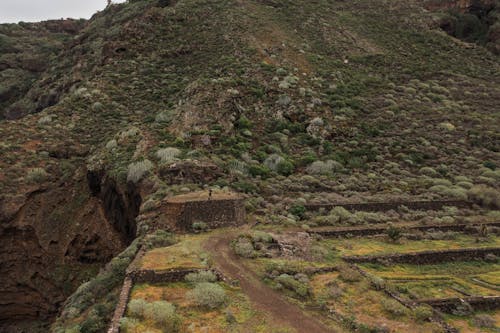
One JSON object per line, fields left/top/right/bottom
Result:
{"left": 311, "top": 222, "right": 500, "bottom": 238}
{"left": 344, "top": 247, "right": 500, "bottom": 264}
{"left": 418, "top": 296, "right": 500, "bottom": 313}
{"left": 305, "top": 200, "right": 472, "bottom": 212}
{"left": 164, "top": 198, "right": 245, "bottom": 231}
{"left": 107, "top": 277, "right": 133, "bottom": 333}
{"left": 129, "top": 268, "right": 223, "bottom": 284}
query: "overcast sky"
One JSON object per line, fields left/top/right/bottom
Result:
{"left": 0, "top": 0, "right": 127, "bottom": 23}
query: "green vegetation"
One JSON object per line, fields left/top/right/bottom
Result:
{"left": 187, "top": 282, "right": 227, "bottom": 309}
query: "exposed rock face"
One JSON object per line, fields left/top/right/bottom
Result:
{"left": 0, "top": 171, "right": 140, "bottom": 331}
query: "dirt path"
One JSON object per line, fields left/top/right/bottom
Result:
{"left": 204, "top": 233, "right": 337, "bottom": 333}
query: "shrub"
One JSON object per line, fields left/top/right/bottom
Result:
{"left": 185, "top": 271, "right": 217, "bottom": 284}
{"left": 233, "top": 237, "right": 255, "bottom": 258}
{"left": 38, "top": 115, "right": 53, "bottom": 125}
{"left": 192, "top": 221, "right": 208, "bottom": 232}
{"left": 468, "top": 185, "right": 500, "bottom": 209}
{"left": 106, "top": 139, "right": 118, "bottom": 150}
{"left": 251, "top": 231, "right": 274, "bottom": 243}
{"left": 430, "top": 185, "right": 467, "bottom": 200}
{"left": 127, "top": 299, "right": 147, "bottom": 319}
{"left": 156, "top": 147, "right": 181, "bottom": 163}
{"left": 386, "top": 224, "right": 402, "bottom": 242}
{"left": 237, "top": 115, "right": 252, "bottom": 129}
{"left": 248, "top": 164, "right": 270, "bottom": 178}
{"left": 119, "top": 317, "right": 140, "bottom": 332}
{"left": 144, "top": 301, "right": 180, "bottom": 331}
{"left": 127, "top": 159, "right": 153, "bottom": 183}
{"left": 414, "top": 305, "right": 433, "bottom": 322}
{"left": 277, "top": 159, "right": 294, "bottom": 176}
{"left": 155, "top": 110, "right": 174, "bottom": 123}
{"left": 472, "top": 314, "right": 495, "bottom": 328}
{"left": 187, "top": 283, "right": 226, "bottom": 309}
{"left": 307, "top": 160, "right": 342, "bottom": 175}
{"left": 381, "top": 298, "right": 408, "bottom": 317}
{"left": 143, "top": 230, "right": 175, "bottom": 249}
{"left": 275, "top": 274, "right": 310, "bottom": 298}
{"left": 289, "top": 204, "right": 306, "bottom": 220}
{"left": 330, "top": 206, "right": 352, "bottom": 222}
{"left": 338, "top": 264, "right": 361, "bottom": 282}
{"left": 26, "top": 168, "right": 48, "bottom": 183}
{"left": 264, "top": 154, "right": 284, "bottom": 172}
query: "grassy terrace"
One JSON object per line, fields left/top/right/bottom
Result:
{"left": 127, "top": 282, "right": 295, "bottom": 333}
{"left": 138, "top": 233, "right": 213, "bottom": 271}
{"left": 360, "top": 261, "right": 500, "bottom": 300}
{"left": 444, "top": 311, "right": 500, "bottom": 333}
{"left": 320, "top": 235, "right": 500, "bottom": 257}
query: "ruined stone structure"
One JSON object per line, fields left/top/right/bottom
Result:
{"left": 160, "top": 191, "right": 246, "bottom": 231}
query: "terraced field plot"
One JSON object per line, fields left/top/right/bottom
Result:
{"left": 320, "top": 235, "right": 500, "bottom": 257}
{"left": 127, "top": 282, "right": 295, "bottom": 333}
{"left": 360, "top": 261, "right": 500, "bottom": 300}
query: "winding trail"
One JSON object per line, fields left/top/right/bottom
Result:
{"left": 204, "top": 233, "right": 336, "bottom": 333}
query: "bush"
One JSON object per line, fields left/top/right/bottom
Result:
{"left": 264, "top": 154, "right": 284, "bottom": 172}
{"left": 26, "top": 167, "right": 48, "bottom": 183}
{"left": 233, "top": 237, "right": 255, "bottom": 258}
{"left": 468, "top": 185, "right": 500, "bottom": 209}
{"left": 185, "top": 271, "right": 218, "bottom": 284}
{"left": 187, "top": 282, "right": 227, "bottom": 309}
{"left": 127, "top": 299, "right": 147, "bottom": 319}
{"left": 289, "top": 204, "right": 306, "bottom": 220}
{"left": 127, "top": 159, "right": 153, "bottom": 183}
{"left": 144, "top": 301, "right": 180, "bottom": 331}
{"left": 156, "top": 147, "right": 181, "bottom": 163}
{"left": 381, "top": 298, "right": 408, "bottom": 317}
{"left": 307, "top": 160, "right": 342, "bottom": 175}
{"left": 120, "top": 317, "right": 140, "bottom": 332}
{"left": 386, "top": 224, "right": 402, "bottom": 242}
{"left": 414, "top": 305, "right": 433, "bottom": 322}
{"left": 276, "top": 159, "right": 294, "bottom": 176}
{"left": 338, "top": 264, "right": 362, "bottom": 282}
{"left": 275, "top": 274, "right": 310, "bottom": 298}
{"left": 472, "top": 314, "right": 495, "bottom": 328}
{"left": 248, "top": 164, "right": 271, "bottom": 178}
{"left": 192, "top": 221, "right": 208, "bottom": 232}
{"left": 143, "top": 230, "right": 175, "bottom": 249}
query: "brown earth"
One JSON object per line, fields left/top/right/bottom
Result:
{"left": 204, "top": 232, "right": 337, "bottom": 333}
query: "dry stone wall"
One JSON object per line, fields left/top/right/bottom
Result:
{"left": 344, "top": 247, "right": 500, "bottom": 264}
{"left": 305, "top": 200, "right": 472, "bottom": 212}
{"left": 162, "top": 198, "right": 245, "bottom": 231}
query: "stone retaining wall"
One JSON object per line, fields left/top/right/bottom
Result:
{"left": 418, "top": 296, "right": 500, "bottom": 313}
{"left": 162, "top": 197, "right": 246, "bottom": 231}
{"left": 311, "top": 222, "right": 500, "bottom": 238}
{"left": 344, "top": 247, "right": 500, "bottom": 264}
{"left": 129, "top": 268, "right": 223, "bottom": 284}
{"left": 305, "top": 200, "right": 472, "bottom": 212}
{"left": 107, "top": 277, "right": 133, "bottom": 333}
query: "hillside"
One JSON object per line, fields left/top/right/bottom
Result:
{"left": 0, "top": 0, "right": 499, "bottom": 332}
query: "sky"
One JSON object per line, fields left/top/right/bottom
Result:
{"left": 0, "top": 0, "right": 127, "bottom": 23}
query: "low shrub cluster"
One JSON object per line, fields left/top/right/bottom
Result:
{"left": 122, "top": 299, "right": 180, "bottom": 332}
{"left": 185, "top": 270, "right": 218, "bottom": 284}
{"left": 187, "top": 282, "right": 227, "bottom": 309}
{"left": 274, "top": 273, "right": 311, "bottom": 299}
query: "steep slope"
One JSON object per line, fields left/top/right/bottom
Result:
{"left": 0, "top": 0, "right": 499, "bottom": 332}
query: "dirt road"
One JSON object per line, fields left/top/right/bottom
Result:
{"left": 204, "top": 234, "right": 337, "bottom": 333}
